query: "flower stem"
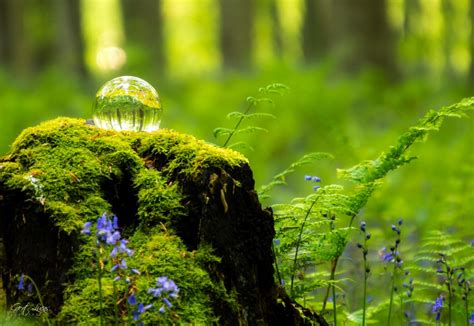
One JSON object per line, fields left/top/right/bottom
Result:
{"left": 362, "top": 254, "right": 368, "bottom": 326}
{"left": 387, "top": 264, "right": 397, "bottom": 326}
{"left": 332, "top": 278, "right": 337, "bottom": 326}
{"left": 98, "top": 262, "right": 104, "bottom": 326}
{"left": 23, "top": 275, "right": 51, "bottom": 326}
{"left": 113, "top": 282, "right": 119, "bottom": 325}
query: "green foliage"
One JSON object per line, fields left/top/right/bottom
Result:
{"left": 213, "top": 83, "right": 288, "bottom": 149}
{"left": 270, "top": 96, "right": 474, "bottom": 322}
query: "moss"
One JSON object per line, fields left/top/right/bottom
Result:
{"left": 59, "top": 230, "right": 232, "bottom": 324}
{"left": 0, "top": 117, "right": 248, "bottom": 323}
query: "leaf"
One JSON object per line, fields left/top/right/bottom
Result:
{"left": 226, "top": 111, "right": 276, "bottom": 120}
{"left": 213, "top": 127, "right": 233, "bottom": 138}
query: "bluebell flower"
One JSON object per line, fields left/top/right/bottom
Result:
{"left": 432, "top": 295, "right": 443, "bottom": 321}
{"left": 311, "top": 176, "right": 321, "bottom": 182}
{"left": 313, "top": 185, "right": 320, "bottom": 191}
{"left": 110, "top": 258, "right": 127, "bottom": 272}
{"left": 112, "top": 215, "right": 119, "bottom": 229}
{"left": 18, "top": 274, "right": 24, "bottom": 290}
{"left": 469, "top": 312, "right": 474, "bottom": 324}
{"left": 132, "top": 303, "right": 152, "bottom": 321}
{"left": 27, "top": 283, "right": 33, "bottom": 295}
{"left": 163, "top": 297, "right": 172, "bottom": 308}
{"left": 304, "top": 175, "right": 312, "bottom": 181}
{"left": 131, "top": 268, "right": 141, "bottom": 275}
{"left": 106, "top": 231, "right": 121, "bottom": 246}
{"left": 148, "top": 276, "right": 179, "bottom": 312}
{"left": 81, "top": 221, "right": 92, "bottom": 235}
{"left": 128, "top": 293, "right": 137, "bottom": 305}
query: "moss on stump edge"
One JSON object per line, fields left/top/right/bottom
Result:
{"left": 0, "top": 118, "right": 326, "bottom": 325}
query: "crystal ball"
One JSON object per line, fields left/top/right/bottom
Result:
{"left": 93, "top": 76, "right": 162, "bottom": 132}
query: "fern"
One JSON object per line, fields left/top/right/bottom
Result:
{"left": 213, "top": 83, "right": 289, "bottom": 148}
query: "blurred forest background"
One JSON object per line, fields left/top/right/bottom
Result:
{"left": 0, "top": 0, "right": 473, "bottom": 238}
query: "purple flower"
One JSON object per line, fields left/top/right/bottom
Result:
{"left": 311, "top": 176, "right": 321, "bottom": 182}
{"left": 112, "top": 215, "right": 119, "bottom": 229}
{"left": 133, "top": 303, "right": 153, "bottom": 321}
{"left": 128, "top": 293, "right": 137, "bottom": 305}
{"left": 110, "top": 258, "right": 127, "bottom": 272}
{"left": 304, "top": 175, "right": 312, "bottom": 181}
{"left": 148, "top": 275, "right": 179, "bottom": 312}
{"left": 18, "top": 274, "right": 24, "bottom": 290}
{"left": 27, "top": 283, "right": 33, "bottom": 295}
{"left": 163, "top": 297, "right": 172, "bottom": 308}
{"left": 432, "top": 295, "right": 443, "bottom": 321}
{"left": 81, "top": 221, "right": 92, "bottom": 235}
{"left": 131, "top": 268, "right": 141, "bottom": 275}
{"left": 469, "top": 312, "right": 474, "bottom": 324}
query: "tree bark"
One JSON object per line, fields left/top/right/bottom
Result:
{"left": 219, "top": 0, "right": 254, "bottom": 71}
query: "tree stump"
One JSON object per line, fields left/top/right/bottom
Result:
{"left": 0, "top": 118, "right": 326, "bottom": 325}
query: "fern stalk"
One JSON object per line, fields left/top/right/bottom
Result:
{"left": 222, "top": 100, "right": 253, "bottom": 147}
{"left": 290, "top": 199, "right": 317, "bottom": 297}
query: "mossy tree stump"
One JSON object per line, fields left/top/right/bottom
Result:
{"left": 0, "top": 118, "right": 326, "bottom": 325}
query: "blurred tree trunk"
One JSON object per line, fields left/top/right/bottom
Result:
{"left": 403, "top": 0, "right": 419, "bottom": 37}
{"left": 302, "top": 0, "right": 331, "bottom": 64}
{"left": 270, "top": 0, "right": 282, "bottom": 58}
{"left": 470, "top": 0, "right": 474, "bottom": 86}
{"left": 442, "top": 0, "right": 456, "bottom": 79}
{"left": 0, "top": 0, "right": 8, "bottom": 66}
{"left": 0, "top": 0, "right": 85, "bottom": 78}
{"left": 0, "top": 0, "right": 34, "bottom": 76}
{"left": 332, "top": 0, "right": 398, "bottom": 76}
{"left": 54, "top": 0, "right": 87, "bottom": 77}
{"left": 120, "top": 0, "right": 164, "bottom": 77}
{"left": 219, "top": 0, "right": 254, "bottom": 71}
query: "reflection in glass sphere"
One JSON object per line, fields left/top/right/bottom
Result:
{"left": 93, "top": 76, "right": 162, "bottom": 132}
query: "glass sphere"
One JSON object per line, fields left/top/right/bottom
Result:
{"left": 93, "top": 76, "right": 162, "bottom": 132}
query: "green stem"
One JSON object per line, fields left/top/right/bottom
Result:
{"left": 448, "top": 284, "right": 452, "bottom": 326}
{"left": 23, "top": 275, "right": 51, "bottom": 326}
{"left": 290, "top": 199, "right": 317, "bottom": 297}
{"left": 332, "top": 279, "right": 337, "bottom": 326}
{"left": 271, "top": 242, "right": 282, "bottom": 287}
{"left": 113, "top": 282, "right": 119, "bottom": 325}
{"left": 223, "top": 101, "right": 254, "bottom": 147}
{"left": 387, "top": 264, "right": 397, "bottom": 326}
{"left": 465, "top": 297, "right": 469, "bottom": 326}
{"left": 362, "top": 256, "right": 367, "bottom": 326}
{"left": 98, "top": 262, "right": 104, "bottom": 326}
{"left": 321, "top": 257, "right": 339, "bottom": 315}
